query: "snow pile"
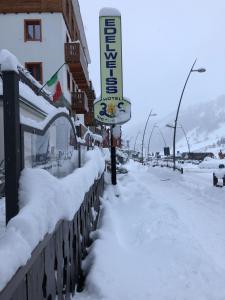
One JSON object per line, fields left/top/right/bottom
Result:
{"left": 76, "top": 161, "right": 225, "bottom": 300}
{"left": 199, "top": 157, "right": 225, "bottom": 169}
{"left": 20, "top": 107, "right": 68, "bottom": 129}
{"left": 19, "top": 81, "right": 56, "bottom": 116}
{"left": 101, "top": 148, "right": 110, "bottom": 161}
{"left": 0, "top": 49, "right": 18, "bottom": 73}
{"left": 0, "top": 148, "right": 105, "bottom": 291}
{"left": 99, "top": 7, "right": 121, "bottom": 17}
{"left": 83, "top": 129, "right": 103, "bottom": 144}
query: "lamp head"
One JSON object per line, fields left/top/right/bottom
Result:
{"left": 197, "top": 68, "right": 206, "bottom": 73}
{"left": 192, "top": 68, "right": 206, "bottom": 73}
{"left": 166, "top": 123, "right": 174, "bottom": 128}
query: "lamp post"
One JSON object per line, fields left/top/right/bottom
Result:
{"left": 141, "top": 110, "right": 157, "bottom": 164}
{"left": 179, "top": 124, "right": 190, "bottom": 153}
{"left": 155, "top": 125, "right": 167, "bottom": 147}
{"left": 166, "top": 123, "right": 190, "bottom": 154}
{"left": 147, "top": 124, "right": 157, "bottom": 157}
{"left": 147, "top": 124, "right": 166, "bottom": 157}
{"left": 172, "top": 59, "right": 205, "bottom": 170}
{"left": 133, "top": 131, "right": 141, "bottom": 152}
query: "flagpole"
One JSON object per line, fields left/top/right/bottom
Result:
{"left": 37, "top": 62, "right": 67, "bottom": 95}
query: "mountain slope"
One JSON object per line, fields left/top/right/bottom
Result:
{"left": 124, "top": 95, "right": 225, "bottom": 155}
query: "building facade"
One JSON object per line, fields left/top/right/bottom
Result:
{"left": 0, "top": 0, "right": 96, "bottom": 125}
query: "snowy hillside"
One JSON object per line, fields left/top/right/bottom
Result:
{"left": 124, "top": 95, "right": 225, "bottom": 155}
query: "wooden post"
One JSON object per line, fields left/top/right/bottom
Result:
{"left": 2, "top": 71, "right": 21, "bottom": 223}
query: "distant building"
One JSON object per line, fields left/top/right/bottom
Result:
{"left": 181, "top": 152, "right": 214, "bottom": 161}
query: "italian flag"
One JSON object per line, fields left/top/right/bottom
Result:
{"left": 46, "top": 71, "right": 69, "bottom": 109}
{"left": 53, "top": 81, "right": 63, "bottom": 102}
{"left": 46, "top": 72, "right": 58, "bottom": 87}
{"left": 46, "top": 72, "right": 62, "bottom": 103}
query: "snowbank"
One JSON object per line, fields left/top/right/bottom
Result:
{"left": 76, "top": 161, "right": 225, "bottom": 300}
{"left": 0, "top": 148, "right": 106, "bottom": 291}
{"left": 199, "top": 157, "right": 225, "bottom": 169}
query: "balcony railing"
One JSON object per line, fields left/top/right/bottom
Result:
{"left": 71, "top": 91, "right": 89, "bottom": 114}
{"left": 85, "top": 81, "right": 96, "bottom": 101}
{"left": 65, "top": 43, "right": 89, "bottom": 88}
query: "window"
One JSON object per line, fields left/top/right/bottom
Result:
{"left": 67, "top": 71, "right": 71, "bottom": 91}
{"left": 66, "top": 34, "right": 69, "bottom": 43}
{"left": 25, "top": 62, "right": 43, "bottom": 83}
{"left": 24, "top": 20, "right": 42, "bottom": 41}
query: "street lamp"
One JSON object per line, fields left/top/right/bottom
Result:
{"left": 155, "top": 125, "right": 167, "bottom": 147}
{"left": 178, "top": 124, "right": 190, "bottom": 153}
{"left": 147, "top": 124, "right": 167, "bottom": 157}
{"left": 133, "top": 131, "right": 141, "bottom": 152}
{"left": 166, "top": 123, "right": 190, "bottom": 154}
{"left": 147, "top": 124, "right": 157, "bottom": 157}
{"left": 141, "top": 110, "right": 157, "bottom": 164}
{"left": 172, "top": 59, "right": 205, "bottom": 170}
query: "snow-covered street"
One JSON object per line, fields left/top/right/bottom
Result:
{"left": 76, "top": 161, "right": 225, "bottom": 300}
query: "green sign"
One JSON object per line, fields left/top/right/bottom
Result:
{"left": 94, "top": 8, "right": 131, "bottom": 125}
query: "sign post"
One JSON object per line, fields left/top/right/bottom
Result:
{"left": 110, "top": 125, "right": 117, "bottom": 185}
{"left": 95, "top": 8, "right": 131, "bottom": 185}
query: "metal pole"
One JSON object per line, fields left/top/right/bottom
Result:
{"left": 173, "top": 59, "right": 197, "bottom": 170}
{"left": 3, "top": 71, "right": 21, "bottom": 223}
{"left": 157, "top": 127, "right": 167, "bottom": 147}
{"left": 141, "top": 109, "right": 153, "bottom": 164}
{"left": 147, "top": 125, "right": 156, "bottom": 157}
{"left": 133, "top": 131, "right": 140, "bottom": 152}
{"left": 37, "top": 62, "right": 67, "bottom": 95}
{"left": 111, "top": 125, "right": 117, "bottom": 185}
{"left": 179, "top": 125, "right": 190, "bottom": 153}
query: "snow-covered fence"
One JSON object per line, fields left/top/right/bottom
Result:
{"left": 1, "top": 65, "right": 102, "bottom": 222}
{"left": 0, "top": 174, "right": 104, "bottom": 300}
{"left": 0, "top": 65, "right": 106, "bottom": 299}
{"left": 152, "top": 160, "right": 184, "bottom": 174}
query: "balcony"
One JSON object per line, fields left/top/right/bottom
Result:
{"left": 85, "top": 80, "right": 96, "bottom": 102}
{"left": 65, "top": 43, "right": 89, "bottom": 89}
{"left": 71, "top": 91, "right": 89, "bottom": 114}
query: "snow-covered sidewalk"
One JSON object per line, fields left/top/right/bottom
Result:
{"left": 76, "top": 161, "right": 225, "bottom": 300}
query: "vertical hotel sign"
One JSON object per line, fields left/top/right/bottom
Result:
{"left": 94, "top": 8, "right": 131, "bottom": 125}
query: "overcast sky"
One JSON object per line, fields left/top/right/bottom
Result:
{"left": 79, "top": 0, "right": 225, "bottom": 133}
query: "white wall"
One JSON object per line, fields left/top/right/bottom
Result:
{"left": 0, "top": 13, "right": 73, "bottom": 103}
